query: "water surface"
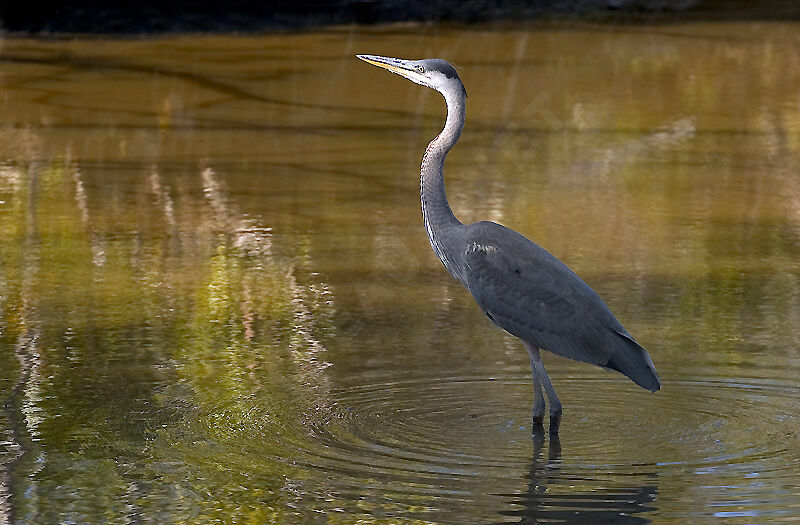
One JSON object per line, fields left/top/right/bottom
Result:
{"left": 1, "top": 22, "right": 800, "bottom": 523}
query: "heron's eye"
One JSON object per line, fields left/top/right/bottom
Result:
{"left": 414, "top": 65, "right": 425, "bottom": 73}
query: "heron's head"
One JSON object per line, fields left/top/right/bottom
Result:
{"left": 357, "top": 54, "right": 465, "bottom": 98}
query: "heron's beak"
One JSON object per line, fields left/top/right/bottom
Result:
{"left": 357, "top": 54, "right": 421, "bottom": 83}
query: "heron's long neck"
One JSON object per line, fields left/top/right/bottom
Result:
{"left": 421, "top": 88, "right": 465, "bottom": 278}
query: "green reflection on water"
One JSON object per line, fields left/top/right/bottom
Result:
{"left": 0, "top": 159, "right": 341, "bottom": 521}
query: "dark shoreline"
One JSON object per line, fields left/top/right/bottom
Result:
{"left": 1, "top": 0, "right": 798, "bottom": 34}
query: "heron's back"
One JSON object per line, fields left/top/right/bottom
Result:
{"left": 456, "top": 221, "right": 661, "bottom": 392}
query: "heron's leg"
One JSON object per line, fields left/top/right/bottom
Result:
{"left": 523, "top": 341, "right": 546, "bottom": 426}
{"left": 535, "top": 357, "right": 562, "bottom": 435}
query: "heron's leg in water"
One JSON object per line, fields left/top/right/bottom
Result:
{"left": 523, "top": 342, "right": 546, "bottom": 425}
{"left": 536, "top": 358, "right": 562, "bottom": 434}
{"left": 524, "top": 341, "right": 562, "bottom": 434}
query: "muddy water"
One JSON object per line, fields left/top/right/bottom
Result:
{"left": 1, "top": 22, "right": 799, "bottom": 523}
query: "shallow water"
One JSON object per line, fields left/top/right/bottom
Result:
{"left": 1, "top": 22, "right": 800, "bottom": 523}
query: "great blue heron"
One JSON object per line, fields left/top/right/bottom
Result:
{"left": 357, "top": 54, "right": 661, "bottom": 434}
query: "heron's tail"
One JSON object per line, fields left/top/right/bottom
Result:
{"left": 605, "top": 332, "right": 661, "bottom": 392}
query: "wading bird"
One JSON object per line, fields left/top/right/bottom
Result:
{"left": 357, "top": 55, "right": 660, "bottom": 434}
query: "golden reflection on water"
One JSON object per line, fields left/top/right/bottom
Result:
{"left": 1, "top": 22, "right": 800, "bottom": 523}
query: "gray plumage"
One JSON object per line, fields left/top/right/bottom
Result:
{"left": 357, "top": 54, "right": 661, "bottom": 433}
{"left": 461, "top": 222, "right": 660, "bottom": 392}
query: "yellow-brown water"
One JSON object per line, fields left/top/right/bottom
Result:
{"left": 1, "top": 22, "right": 799, "bottom": 523}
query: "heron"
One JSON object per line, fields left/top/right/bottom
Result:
{"left": 357, "top": 54, "right": 660, "bottom": 434}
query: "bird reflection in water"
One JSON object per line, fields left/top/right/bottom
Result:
{"left": 496, "top": 428, "right": 657, "bottom": 524}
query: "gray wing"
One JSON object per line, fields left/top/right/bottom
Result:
{"left": 461, "top": 221, "right": 660, "bottom": 391}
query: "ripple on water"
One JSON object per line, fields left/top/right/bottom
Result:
{"left": 198, "top": 370, "right": 800, "bottom": 522}
{"left": 316, "top": 373, "right": 798, "bottom": 468}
